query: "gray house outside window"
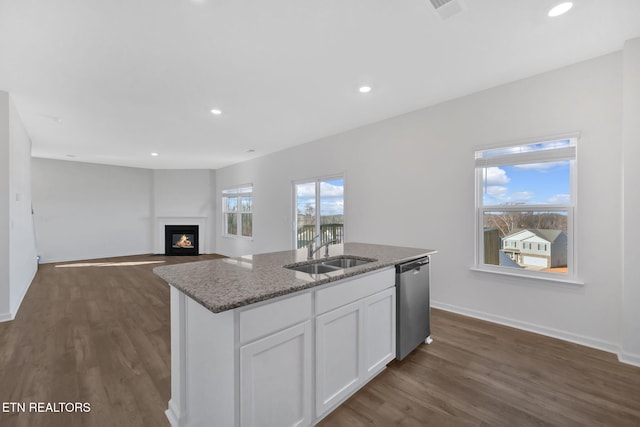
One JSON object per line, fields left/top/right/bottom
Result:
{"left": 501, "top": 229, "right": 568, "bottom": 269}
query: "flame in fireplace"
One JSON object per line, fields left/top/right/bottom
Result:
{"left": 175, "top": 234, "right": 193, "bottom": 248}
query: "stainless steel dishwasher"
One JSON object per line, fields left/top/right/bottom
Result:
{"left": 396, "top": 256, "right": 431, "bottom": 360}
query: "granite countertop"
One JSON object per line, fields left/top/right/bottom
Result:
{"left": 153, "top": 242, "right": 436, "bottom": 314}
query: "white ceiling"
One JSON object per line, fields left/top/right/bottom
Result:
{"left": 1, "top": 0, "right": 639, "bottom": 170}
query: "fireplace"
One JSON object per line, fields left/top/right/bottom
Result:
{"left": 165, "top": 225, "right": 199, "bottom": 256}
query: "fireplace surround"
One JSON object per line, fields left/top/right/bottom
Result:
{"left": 165, "top": 225, "right": 199, "bottom": 256}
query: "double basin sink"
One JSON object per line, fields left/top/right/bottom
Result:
{"left": 284, "top": 256, "right": 377, "bottom": 274}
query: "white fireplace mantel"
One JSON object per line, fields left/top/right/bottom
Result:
{"left": 155, "top": 217, "right": 208, "bottom": 255}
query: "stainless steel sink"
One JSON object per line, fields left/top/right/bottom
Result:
{"left": 322, "top": 257, "right": 373, "bottom": 268}
{"left": 287, "top": 263, "right": 340, "bottom": 274}
{"left": 284, "top": 256, "right": 377, "bottom": 274}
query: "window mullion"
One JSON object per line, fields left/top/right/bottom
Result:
{"left": 236, "top": 195, "right": 241, "bottom": 236}
{"left": 315, "top": 180, "right": 321, "bottom": 243}
{"left": 475, "top": 136, "right": 577, "bottom": 280}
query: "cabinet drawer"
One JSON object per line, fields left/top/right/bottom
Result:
{"left": 240, "top": 293, "right": 311, "bottom": 344}
{"left": 316, "top": 268, "right": 394, "bottom": 315}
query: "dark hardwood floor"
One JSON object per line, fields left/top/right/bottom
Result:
{"left": 1, "top": 254, "right": 639, "bottom": 426}
{"left": 0, "top": 254, "right": 223, "bottom": 427}
{"left": 318, "top": 310, "right": 640, "bottom": 427}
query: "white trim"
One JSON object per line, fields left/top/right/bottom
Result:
{"left": 164, "top": 402, "right": 180, "bottom": 427}
{"left": 9, "top": 263, "right": 38, "bottom": 318}
{"left": 166, "top": 287, "right": 188, "bottom": 427}
{"left": 0, "top": 263, "right": 37, "bottom": 323}
{"left": 480, "top": 205, "right": 571, "bottom": 212}
{"left": 221, "top": 185, "right": 253, "bottom": 239}
{"left": 473, "top": 131, "right": 581, "bottom": 153}
{"left": 221, "top": 234, "right": 253, "bottom": 241}
{"left": 156, "top": 216, "right": 208, "bottom": 255}
{"left": 469, "top": 265, "right": 584, "bottom": 285}
{"left": 39, "top": 250, "right": 154, "bottom": 265}
{"left": 221, "top": 183, "right": 253, "bottom": 194}
{"left": 476, "top": 146, "right": 576, "bottom": 168}
{"left": 292, "top": 174, "right": 345, "bottom": 250}
{"left": 475, "top": 133, "right": 578, "bottom": 281}
{"left": 618, "top": 351, "right": 640, "bottom": 368}
{"left": 432, "top": 300, "right": 618, "bottom": 354}
{"left": 433, "top": 300, "right": 640, "bottom": 368}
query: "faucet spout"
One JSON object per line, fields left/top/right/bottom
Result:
{"left": 306, "top": 234, "right": 321, "bottom": 260}
{"left": 307, "top": 236, "right": 338, "bottom": 260}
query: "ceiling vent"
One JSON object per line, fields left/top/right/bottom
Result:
{"left": 429, "top": 0, "right": 465, "bottom": 19}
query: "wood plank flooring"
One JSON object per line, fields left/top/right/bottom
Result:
{"left": 318, "top": 310, "right": 640, "bottom": 427}
{"left": 0, "top": 254, "right": 223, "bottom": 427}
{"left": 1, "top": 254, "right": 639, "bottom": 426}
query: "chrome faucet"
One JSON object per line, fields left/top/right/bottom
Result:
{"left": 307, "top": 234, "right": 320, "bottom": 259}
{"left": 307, "top": 235, "right": 338, "bottom": 259}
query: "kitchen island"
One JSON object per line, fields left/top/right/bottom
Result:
{"left": 154, "top": 242, "right": 436, "bottom": 427}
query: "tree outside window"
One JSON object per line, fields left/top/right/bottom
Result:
{"left": 475, "top": 136, "right": 577, "bottom": 279}
{"left": 222, "top": 186, "right": 252, "bottom": 238}
{"left": 295, "top": 177, "right": 344, "bottom": 249}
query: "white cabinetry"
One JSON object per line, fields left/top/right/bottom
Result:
{"left": 167, "top": 267, "right": 396, "bottom": 427}
{"left": 363, "top": 287, "right": 396, "bottom": 379}
{"left": 239, "top": 293, "right": 312, "bottom": 427}
{"left": 240, "top": 321, "right": 312, "bottom": 427}
{"left": 315, "top": 269, "right": 396, "bottom": 418}
{"left": 316, "top": 300, "right": 363, "bottom": 415}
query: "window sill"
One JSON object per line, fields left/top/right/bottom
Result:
{"left": 470, "top": 265, "right": 584, "bottom": 286}
{"left": 222, "top": 234, "right": 253, "bottom": 241}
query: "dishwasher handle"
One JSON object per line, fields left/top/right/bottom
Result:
{"left": 396, "top": 257, "right": 429, "bottom": 273}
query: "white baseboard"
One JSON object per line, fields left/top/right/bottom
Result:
{"left": 618, "top": 351, "right": 640, "bottom": 367}
{"left": 39, "top": 251, "right": 155, "bottom": 264}
{"left": 41, "top": 251, "right": 218, "bottom": 265}
{"left": 9, "top": 263, "right": 38, "bottom": 320}
{"left": 0, "top": 310, "right": 12, "bottom": 322}
{"left": 165, "top": 403, "right": 180, "bottom": 427}
{"left": 1, "top": 263, "right": 38, "bottom": 323}
{"left": 431, "top": 300, "right": 637, "bottom": 365}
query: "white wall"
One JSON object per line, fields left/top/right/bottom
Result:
{"left": 216, "top": 146, "right": 346, "bottom": 257}
{"left": 0, "top": 92, "right": 10, "bottom": 320}
{"left": 0, "top": 91, "right": 38, "bottom": 321}
{"left": 621, "top": 38, "right": 640, "bottom": 365}
{"left": 31, "top": 161, "right": 218, "bottom": 262}
{"left": 8, "top": 95, "right": 38, "bottom": 316}
{"left": 31, "top": 159, "right": 154, "bottom": 263}
{"left": 152, "top": 169, "right": 216, "bottom": 254}
{"left": 217, "top": 51, "right": 633, "bottom": 361}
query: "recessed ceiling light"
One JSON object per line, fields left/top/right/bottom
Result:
{"left": 359, "top": 86, "right": 372, "bottom": 93}
{"left": 151, "top": 152, "right": 159, "bottom": 157}
{"left": 210, "top": 109, "right": 222, "bottom": 115}
{"left": 548, "top": 2, "right": 573, "bottom": 17}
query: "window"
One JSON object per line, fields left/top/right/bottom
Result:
{"left": 222, "top": 185, "right": 252, "bottom": 238}
{"left": 475, "top": 135, "right": 577, "bottom": 280}
{"left": 294, "top": 176, "right": 344, "bottom": 249}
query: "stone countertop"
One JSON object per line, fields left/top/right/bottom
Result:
{"left": 153, "top": 242, "right": 437, "bottom": 314}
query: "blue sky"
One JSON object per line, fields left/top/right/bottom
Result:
{"left": 296, "top": 179, "right": 344, "bottom": 216}
{"left": 482, "top": 161, "right": 570, "bottom": 205}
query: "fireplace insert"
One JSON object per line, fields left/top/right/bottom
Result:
{"left": 165, "top": 225, "right": 199, "bottom": 256}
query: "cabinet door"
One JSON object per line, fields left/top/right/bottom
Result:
{"left": 363, "top": 287, "right": 396, "bottom": 379}
{"left": 315, "top": 300, "right": 363, "bottom": 417}
{"left": 240, "top": 321, "right": 311, "bottom": 427}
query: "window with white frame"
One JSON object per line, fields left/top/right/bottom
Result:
{"left": 222, "top": 185, "right": 252, "bottom": 238}
{"left": 294, "top": 176, "right": 344, "bottom": 249}
{"left": 475, "top": 135, "right": 577, "bottom": 279}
